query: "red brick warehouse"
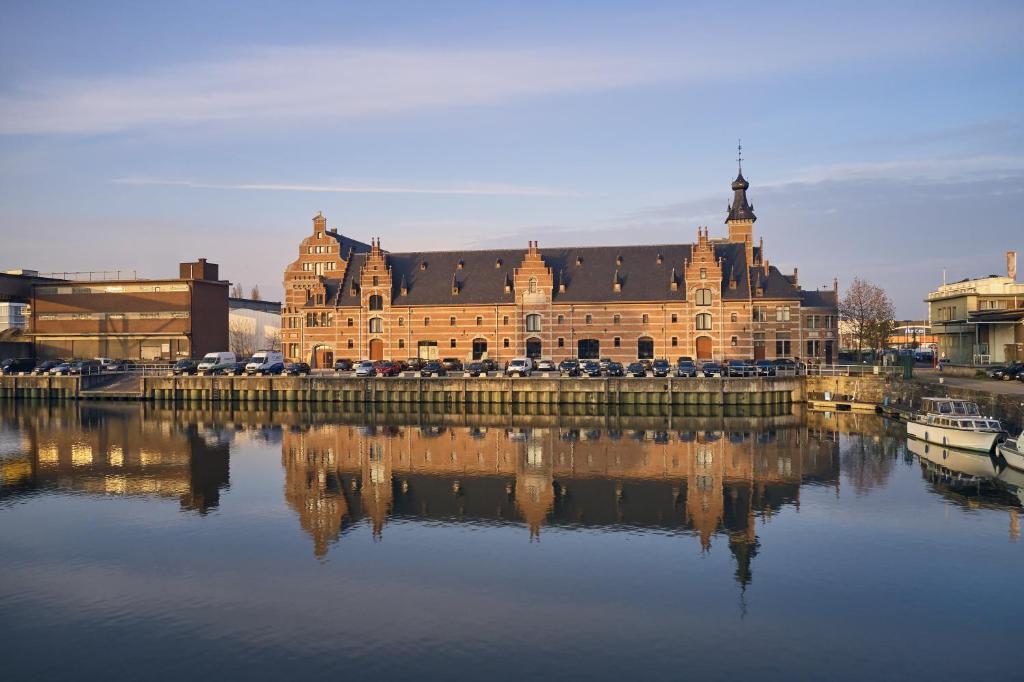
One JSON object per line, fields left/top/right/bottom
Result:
{"left": 281, "top": 167, "right": 839, "bottom": 368}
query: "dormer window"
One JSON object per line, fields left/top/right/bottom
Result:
{"left": 495, "top": 258, "right": 502, "bottom": 268}
{"left": 420, "top": 261, "right": 427, "bottom": 270}
{"left": 657, "top": 253, "right": 663, "bottom": 264}
{"left": 576, "top": 256, "right": 583, "bottom": 266}
{"left": 616, "top": 255, "right": 623, "bottom": 266}
{"left": 457, "top": 259, "right": 464, "bottom": 269}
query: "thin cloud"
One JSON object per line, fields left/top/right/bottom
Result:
{"left": 1, "top": 7, "right": 1017, "bottom": 136}
{"left": 112, "top": 177, "right": 573, "bottom": 197}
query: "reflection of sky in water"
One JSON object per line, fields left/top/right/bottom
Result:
{"left": 0, "top": 403, "right": 1020, "bottom": 680}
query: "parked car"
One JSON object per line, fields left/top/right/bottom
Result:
{"left": 70, "top": 359, "right": 103, "bottom": 375}
{"left": 466, "top": 361, "right": 487, "bottom": 377}
{"left": 755, "top": 359, "right": 775, "bottom": 376}
{"left": 676, "top": 356, "right": 695, "bottom": 364}
{"left": 405, "top": 358, "right": 425, "bottom": 372}
{"left": 651, "top": 359, "right": 671, "bottom": 377}
{"left": 441, "top": 358, "right": 463, "bottom": 371}
{"left": 0, "top": 358, "right": 35, "bottom": 375}
{"left": 675, "top": 359, "right": 698, "bottom": 378}
{"left": 990, "top": 363, "right": 1024, "bottom": 381}
{"left": 376, "top": 361, "right": 401, "bottom": 377}
{"left": 420, "top": 361, "right": 446, "bottom": 377}
{"left": 107, "top": 359, "right": 134, "bottom": 372}
{"left": 94, "top": 357, "right": 115, "bottom": 371}
{"left": 172, "top": 359, "right": 199, "bottom": 376}
{"left": 283, "top": 362, "right": 311, "bottom": 376}
{"left": 536, "top": 359, "right": 556, "bottom": 372}
{"left": 333, "top": 358, "right": 354, "bottom": 372}
{"left": 598, "top": 358, "right": 613, "bottom": 372}
{"left": 31, "top": 360, "right": 62, "bottom": 375}
{"left": 216, "top": 361, "right": 249, "bottom": 376}
{"left": 49, "top": 362, "right": 74, "bottom": 376}
{"left": 246, "top": 350, "right": 285, "bottom": 375}
{"left": 702, "top": 362, "right": 724, "bottom": 378}
{"left": 559, "top": 359, "right": 581, "bottom": 377}
{"left": 626, "top": 362, "right": 647, "bottom": 377}
{"left": 773, "top": 358, "right": 799, "bottom": 374}
{"left": 197, "top": 351, "right": 236, "bottom": 375}
{"left": 726, "top": 360, "right": 755, "bottom": 377}
{"left": 606, "top": 361, "right": 625, "bottom": 377}
{"left": 354, "top": 361, "right": 377, "bottom": 377}
{"left": 505, "top": 358, "right": 533, "bottom": 377}
{"left": 583, "top": 360, "right": 602, "bottom": 377}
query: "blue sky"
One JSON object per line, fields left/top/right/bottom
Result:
{"left": 1, "top": 0, "right": 1021, "bottom": 316}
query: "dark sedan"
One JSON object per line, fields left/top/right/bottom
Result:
{"left": 559, "top": 359, "right": 581, "bottom": 377}
{"left": 583, "top": 361, "right": 602, "bottom": 377}
{"left": 172, "top": 359, "right": 198, "bottom": 376}
{"left": 216, "top": 361, "right": 249, "bottom": 376}
{"left": 702, "top": 362, "right": 724, "bottom": 377}
{"left": 606, "top": 361, "right": 625, "bottom": 377}
{"left": 466, "top": 362, "right": 487, "bottom": 377}
{"left": 651, "top": 359, "right": 671, "bottom": 377}
{"left": 441, "top": 358, "right": 463, "bottom": 371}
{"left": 675, "top": 360, "right": 698, "bottom": 378}
{"left": 284, "top": 362, "right": 311, "bottom": 376}
{"left": 32, "top": 360, "right": 62, "bottom": 375}
{"left": 991, "top": 363, "right": 1024, "bottom": 381}
{"left": 1, "top": 358, "right": 36, "bottom": 375}
{"left": 420, "top": 361, "right": 447, "bottom": 377}
{"left": 333, "top": 358, "right": 354, "bottom": 372}
{"left": 755, "top": 359, "right": 775, "bottom": 376}
{"left": 726, "top": 360, "right": 755, "bottom": 377}
{"left": 626, "top": 362, "right": 647, "bottom": 377}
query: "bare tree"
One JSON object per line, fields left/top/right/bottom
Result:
{"left": 264, "top": 328, "right": 281, "bottom": 351}
{"left": 230, "top": 282, "right": 243, "bottom": 298}
{"left": 229, "top": 318, "right": 256, "bottom": 357}
{"left": 839, "top": 277, "right": 896, "bottom": 361}
{"left": 250, "top": 285, "right": 261, "bottom": 300}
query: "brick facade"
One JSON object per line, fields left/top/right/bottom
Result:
{"left": 282, "top": 173, "right": 839, "bottom": 367}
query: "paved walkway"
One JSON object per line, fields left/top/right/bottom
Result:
{"left": 913, "top": 368, "right": 1024, "bottom": 396}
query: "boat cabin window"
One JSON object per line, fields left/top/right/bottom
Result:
{"left": 937, "top": 402, "right": 951, "bottom": 414}
{"left": 965, "top": 404, "right": 980, "bottom": 416}
{"left": 951, "top": 402, "right": 967, "bottom": 415}
{"left": 988, "top": 420, "right": 1000, "bottom": 429}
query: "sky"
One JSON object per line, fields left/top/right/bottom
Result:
{"left": 1, "top": 0, "right": 1021, "bottom": 317}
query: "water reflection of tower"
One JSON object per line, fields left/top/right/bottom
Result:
{"left": 282, "top": 429, "right": 351, "bottom": 559}
{"left": 685, "top": 432, "right": 726, "bottom": 552}
{"left": 514, "top": 430, "right": 555, "bottom": 539}
{"left": 361, "top": 434, "right": 394, "bottom": 538}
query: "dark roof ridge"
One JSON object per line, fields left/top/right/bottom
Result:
{"left": 383, "top": 242, "right": 700, "bottom": 257}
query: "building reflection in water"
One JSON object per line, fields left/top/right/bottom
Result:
{"left": 281, "top": 405, "right": 843, "bottom": 588}
{"left": 0, "top": 403, "right": 230, "bottom": 513}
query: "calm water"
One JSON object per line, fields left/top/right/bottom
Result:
{"left": 1, "top": 403, "right": 1021, "bottom": 681}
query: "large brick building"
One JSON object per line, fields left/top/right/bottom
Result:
{"left": 282, "top": 169, "right": 838, "bottom": 367}
{"left": 31, "top": 259, "right": 228, "bottom": 361}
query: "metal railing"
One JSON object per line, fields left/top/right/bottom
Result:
{"left": 805, "top": 364, "right": 901, "bottom": 377}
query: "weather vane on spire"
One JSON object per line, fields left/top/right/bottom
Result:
{"left": 737, "top": 139, "right": 743, "bottom": 173}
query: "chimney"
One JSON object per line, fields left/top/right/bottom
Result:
{"left": 1009, "top": 251, "right": 1018, "bottom": 281}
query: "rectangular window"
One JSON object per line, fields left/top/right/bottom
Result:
{"left": 642, "top": 314, "right": 649, "bottom": 324}
{"left": 776, "top": 306, "right": 790, "bottom": 322}
{"left": 585, "top": 314, "right": 592, "bottom": 324}
{"left": 557, "top": 337, "right": 565, "bottom": 347}
{"left": 613, "top": 337, "right": 621, "bottom": 347}
{"left": 450, "top": 339, "right": 457, "bottom": 348}
{"left": 450, "top": 316, "right": 456, "bottom": 326}
{"left": 503, "top": 338, "right": 510, "bottom": 348}
{"left": 776, "top": 332, "right": 792, "bottom": 357}
{"left": 503, "top": 315, "right": 509, "bottom": 325}
{"left": 807, "top": 315, "right": 819, "bottom": 329}
{"left": 671, "top": 337, "right": 678, "bottom": 347}
{"left": 347, "top": 318, "right": 353, "bottom": 327}
{"left": 671, "top": 313, "right": 678, "bottom": 323}
{"left": 613, "top": 314, "right": 621, "bottom": 325}
{"left": 752, "top": 306, "right": 768, "bottom": 322}
{"left": 476, "top": 316, "right": 483, "bottom": 326}
{"left": 424, "top": 317, "right": 430, "bottom": 326}
{"left": 557, "top": 315, "right": 564, "bottom": 325}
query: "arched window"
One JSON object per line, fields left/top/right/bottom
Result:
{"left": 369, "top": 317, "right": 383, "bottom": 334}
{"left": 526, "top": 314, "right": 541, "bottom": 332}
{"left": 528, "top": 277, "right": 537, "bottom": 293}
{"left": 695, "top": 288, "right": 712, "bottom": 306}
{"left": 368, "top": 294, "right": 383, "bottom": 311}
{"left": 696, "top": 313, "right": 712, "bottom": 330}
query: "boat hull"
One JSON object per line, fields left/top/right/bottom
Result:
{"left": 997, "top": 441, "right": 1024, "bottom": 471}
{"left": 906, "top": 438, "right": 1000, "bottom": 478}
{"left": 906, "top": 420, "right": 999, "bottom": 453}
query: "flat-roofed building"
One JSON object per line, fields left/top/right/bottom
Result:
{"left": 926, "top": 252, "right": 1024, "bottom": 363}
{"left": 30, "top": 259, "right": 228, "bottom": 361}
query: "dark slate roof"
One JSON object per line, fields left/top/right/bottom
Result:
{"left": 749, "top": 265, "right": 802, "bottom": 300}
{"left": 726, "top": 172, "right": 757, "bottom": 223}
{"left": 327, "top": 231, "right": 372, "bottom": 256}
{"left": 331, "top": 242, "right": 756, "bottom": 306}
{"left": 799, "top": 288, "right": 839, "bottom": 308}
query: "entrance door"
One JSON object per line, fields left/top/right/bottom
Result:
{"left": 825, "top": 340, "right": 834, "bottom": 364}
{"left": 753, "top": 334, "right": 766, "bottom": 361}
{"left": 472, "top": 338, "right": 488, "bottom": 360}
{"left": 417, "top": 340, "right": 438, "bottom": 360}
{"left": 695, "top": 336, "right": 712, "bottom": 360}
{"left": 637, "top": 337, "right": 654, "bottom": 360}
{"left": 526, "top": 337, "right": 542, "bottom": 359}
{"left": 369, "top": 339, "right": 384, "bottom": 361}
{"left": 578, "top": 339, "right": 599, "bottom": 360}
{"left": 314, "top": 347, "right": 334, "bottom": 368}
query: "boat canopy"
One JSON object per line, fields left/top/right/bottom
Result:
{"left": 920, "top": 397, "right": 980, "bottom": 416}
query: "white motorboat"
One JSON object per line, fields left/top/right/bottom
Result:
{"left": 997, "top": 438, "right": 1024, "bottom": 472}
{"left": 905, "top": 397, "right": 1005, "bottom": 453}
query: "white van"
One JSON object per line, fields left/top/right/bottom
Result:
{"left": 246, "top": 350, "right": 284, "bottom": 375}
{"left": 197, "top": 351, "right": 235, "bottom": 375}
{"left": 505, "top": 357, "right": 534, "bottom": 377}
